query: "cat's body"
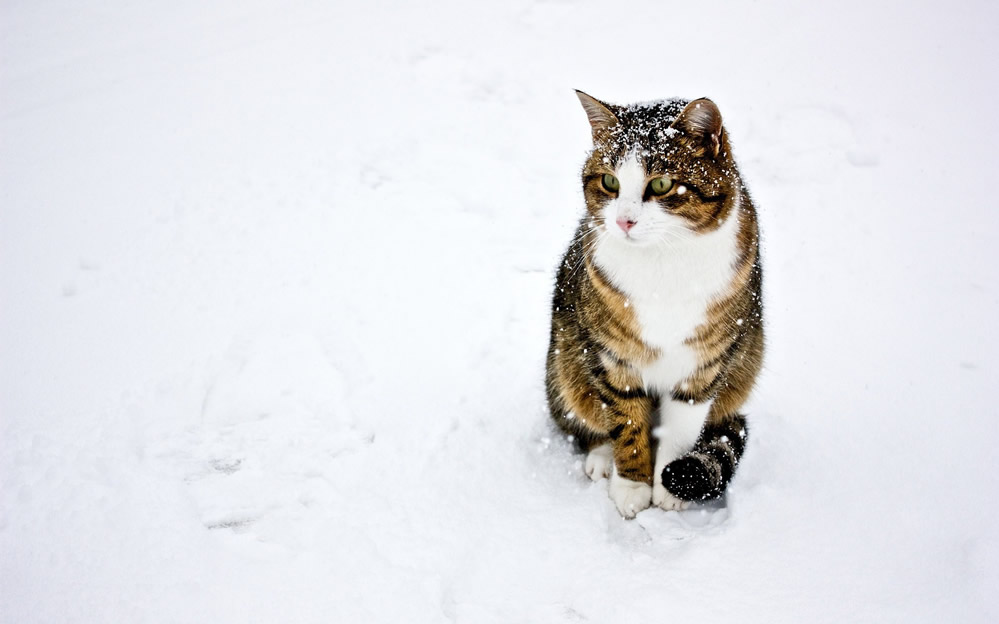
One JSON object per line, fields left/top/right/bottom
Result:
{"left": 546, "top": 92, "right": 764, "bottom": 518}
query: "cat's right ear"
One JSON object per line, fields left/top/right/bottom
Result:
{"left": 575, "top": 90, "right": 618, "bottom": 139}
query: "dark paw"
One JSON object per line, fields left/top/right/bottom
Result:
{"left": 663, "top": 456, "right": 720, "bottom": 501}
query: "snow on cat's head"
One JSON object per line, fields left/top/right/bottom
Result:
{"left": 575, "top": 91, "right": 743, "bottom": 245}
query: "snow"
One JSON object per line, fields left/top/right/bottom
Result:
{"left": 2, "top": 0, "right": 998, "bottom": 622}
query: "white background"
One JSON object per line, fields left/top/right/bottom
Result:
{"left": 2, "top": 0, "right": 997, "bottom": 621}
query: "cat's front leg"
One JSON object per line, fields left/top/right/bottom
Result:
{"left": 603, "top": 394, "right": 656, "bottom": 518}
{"left": 652, "top": 398, "right": 710, "bottom": 511}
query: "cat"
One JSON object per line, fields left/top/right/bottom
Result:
{"left": 545, "top": 91, "right": 764, "bottom": 518}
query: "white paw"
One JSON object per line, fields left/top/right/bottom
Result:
{"left": 584, "top": 443, "right": 613, "bottom": 481}
{"left": 652, "top": 482, "right": 691, "bottom": 511}
{"left": 609, "top": 471, "right": 652, "bottom": 518}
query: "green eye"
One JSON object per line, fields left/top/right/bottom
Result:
{"left": 648, "top": 177, "right": 673, "bottom": 196}
{"left": 601, "top": 173, "right": 620, "bottom": 193}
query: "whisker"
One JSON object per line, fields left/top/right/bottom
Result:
{"left": 563, "top": 225, "right": 605, "bottom": 285}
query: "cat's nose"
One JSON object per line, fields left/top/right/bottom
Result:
{"left": 616, "top": 218, "right": 637, "bottom": 233}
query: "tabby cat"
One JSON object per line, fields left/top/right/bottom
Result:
{"left": 546, "top": 91, "right": 764, "bottom": 518}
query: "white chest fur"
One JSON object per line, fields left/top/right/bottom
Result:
{"left": 592, "top": 200, "right": 741, "bottom": 393}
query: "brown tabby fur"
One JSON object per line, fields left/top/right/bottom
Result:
{"left": 546, "top": 92, "right": 764, "bottom": 499}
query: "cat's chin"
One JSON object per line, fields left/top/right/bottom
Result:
{"left": 607, "top": 231, "right": 659, "bottom": 248}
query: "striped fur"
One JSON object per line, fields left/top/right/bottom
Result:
{"left": 546, "top": 92, "right": 764, "bottom": 515}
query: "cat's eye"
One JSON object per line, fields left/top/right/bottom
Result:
{"left": 601, "top": 174, "right": 620, "bottom": 193}
{"left": 648, "top": 177, "right": 673, "bottom": 196}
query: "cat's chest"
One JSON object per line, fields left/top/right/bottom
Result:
{"left": 593, "top": 220, "right": 739, "bottom": 390}
{"left": 630, "top": 289, "right": 707, "bottom": 351}
{"left": 619, "top": 264, "right": 721, "bottom": 390}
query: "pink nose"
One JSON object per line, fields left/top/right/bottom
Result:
{"left": 616, "top": 218, "right": 637, "bottom": 233}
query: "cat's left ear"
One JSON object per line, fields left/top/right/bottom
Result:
{"left": 672, "top": 98, "right": 723, "bottom": 158}
{"left": 576, "top": 90, "right": 618, "bottom": 139}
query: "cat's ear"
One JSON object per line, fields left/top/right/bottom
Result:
{"left": 672, "top": 98, "right": 723, "bottom": 158}
{"left": 575, "top": 90, "right": 618, "bottom": 138}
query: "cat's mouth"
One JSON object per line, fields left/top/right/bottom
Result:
{"left": 597, "top": 215, "right": 658, "bottom": 247}
{"left": 611, "top": 230, "right": 651, "bottom": 247}
{"left": 607, "top": 222, "right": 645, "bottom": 244}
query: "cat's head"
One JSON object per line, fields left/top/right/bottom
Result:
{"left": 576, "top": 91, "right": 741, "bottom": 245}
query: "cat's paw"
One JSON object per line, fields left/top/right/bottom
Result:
{"left": 608, "top": 472, "right": 652, "bottom": 518}
{"left": 652, "top": 482, "right": 691, "bottom": 511}
{"left": 584, "top": 443, "right": 613, "bottom": 481}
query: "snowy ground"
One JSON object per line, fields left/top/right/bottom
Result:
{"left": 2, "top": 1, "right": 998, "bottom": 622}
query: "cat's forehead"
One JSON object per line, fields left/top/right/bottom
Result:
{"left": 594, "top": 97, "right": 689, "bottom": 166}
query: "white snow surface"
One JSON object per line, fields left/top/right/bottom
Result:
{"left": 2, "top": 1, "right": 998, "bottom": 622}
